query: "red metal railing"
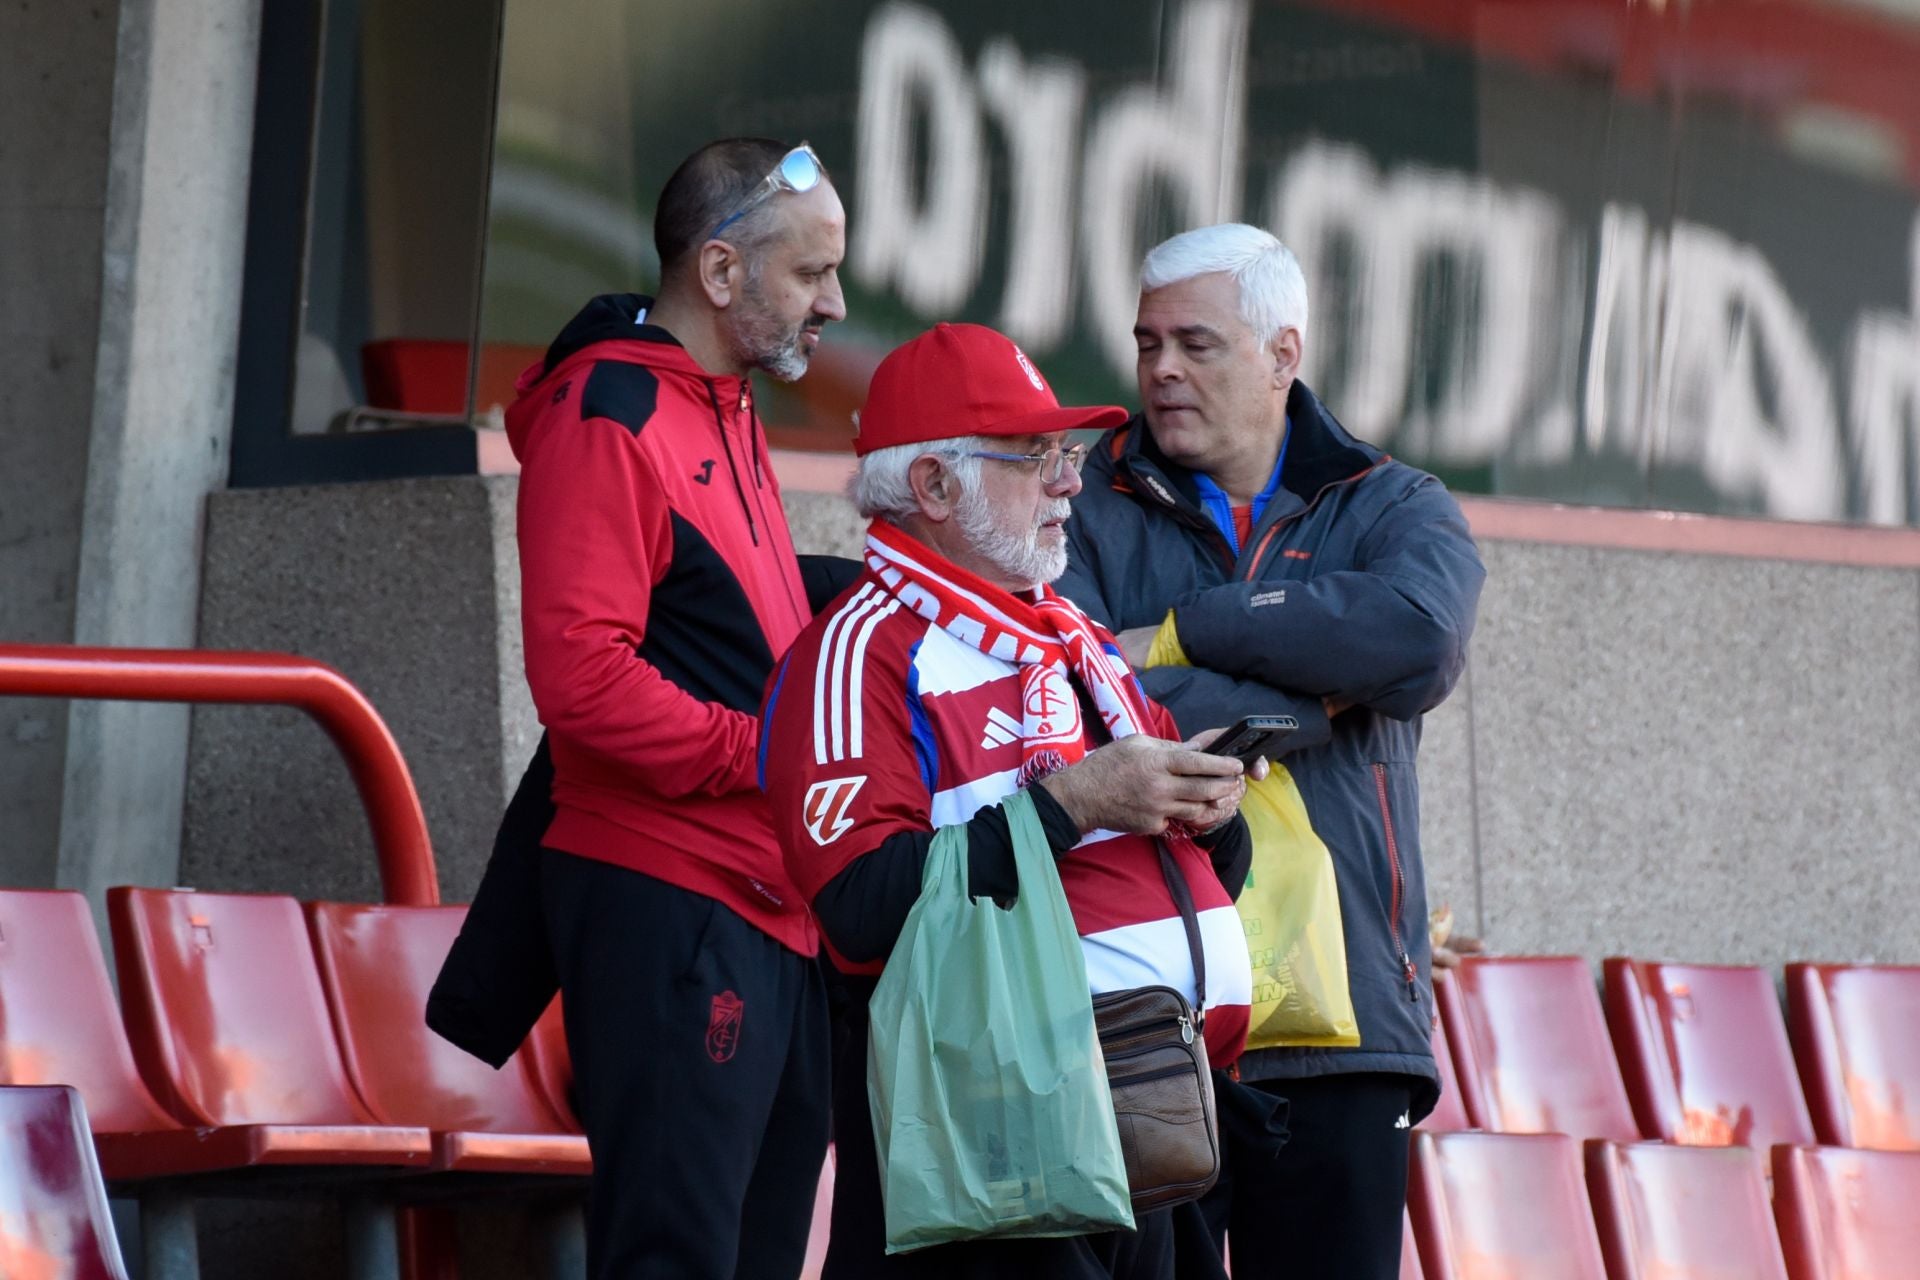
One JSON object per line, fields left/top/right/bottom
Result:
{"left": 0, "top": 644, "right": 439, "bottom": 905}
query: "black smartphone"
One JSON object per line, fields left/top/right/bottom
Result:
{"left": 1203, "top": 714, "right": 1299, "bottom": 766}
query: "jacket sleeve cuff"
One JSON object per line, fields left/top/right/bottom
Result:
{"left": 1025, "top": 781, "right": 1085, "bottom": 853}
{"left": 1193, "top": 816, "right": 1253, "bottom": 900}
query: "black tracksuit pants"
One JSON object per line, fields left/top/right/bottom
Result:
{"left": 542, "top": 849, "right": 831, "bottom": 1280}
{"left": 1202, "top": 1073, "right": 1417, "bottom": 1280}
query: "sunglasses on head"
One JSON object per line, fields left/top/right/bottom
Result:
{"left": 708, "top": 143, "right": 824, "bottom": 241}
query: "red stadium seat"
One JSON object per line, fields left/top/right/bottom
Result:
{"left": 1785, "top": 963, "right": 1920, "bottom": 1150}
{"left": 1408, "top": 1131, "right": 1607, "bottom": 1280}
{"left": 800, "top": 1148, "right": 833, "bottom": 1280}
{"left": 1772, "top": 1145, "right": 1920, "bottom": 1280}
{"left": 305, "top": 901, "right": 588, "bottom": 1175}
{"left": 1586, "top": 1139, "right": 1789, "bottom": 1279}
{"left": 1421, "top": 978, "right": 1476, "bottom": 1132}
{"left": 1604, "top": 957, "right": 1816, "bottom": 1148}
{"left": 0, "top": 891, "right": 181, "bottom": 1137}
{"left": 0, "top": 1085, "right": 129, "bottom": 1280}
{"left": 0, "top": 887, "right": 430, "bottom": 1181}
{"left": 1444, "top": 956, "right": 1640, "bottom": 1141}
{"left": 106, "top": 887, "right": 431, "bottom": 1172}
{"left": 524, "top": 996, "right": 578, "bottom": 1133}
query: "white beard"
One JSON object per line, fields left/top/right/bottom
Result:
{"left": 955, "top": 488, "right": 1070, "bottom": 588}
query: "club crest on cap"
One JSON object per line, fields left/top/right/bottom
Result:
{"left": 850, "top": 321, "right": 1127, "bottom": 456}
{"left": 1013, "top": 346, "right": 1045, "bottom": 392}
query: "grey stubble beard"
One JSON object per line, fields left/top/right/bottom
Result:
{"left": 731, "top": 273, "right": 814, "bottom": 383}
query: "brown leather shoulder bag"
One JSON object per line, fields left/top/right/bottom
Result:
{"left": 1089, "top": 843, "right": 1220, "bottom": 1212}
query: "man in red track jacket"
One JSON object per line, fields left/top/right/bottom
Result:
{"left": 507, "top": 138, "right": 844, "bottom": 1279}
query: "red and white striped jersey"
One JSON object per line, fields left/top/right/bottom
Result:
{"left": 762, "top": 570, "right": 1252, "bottom": 1067}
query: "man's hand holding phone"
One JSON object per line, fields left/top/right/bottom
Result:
{"left": 1036, "top": 716, "right": 1294, "bottom": 837}
{"left": 1037, "top": 734, "right": 1247, "bottom": 836}
{"left": 1196, "top": 714, "right": 1297, "bottom": 774}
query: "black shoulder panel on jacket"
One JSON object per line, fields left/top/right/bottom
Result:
{"left": 639, "top": 511, "right": 777, "bottom": 712}
{"left": 580, "top": 360, "right": 660, "bottom": 435}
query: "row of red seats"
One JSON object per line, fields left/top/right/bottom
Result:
{"left": 2, "top": 888, "right": 1913, "bottom": 1275}
{"left": 1386, "top": 957, "right": 1920, "bottom": 1276}
{"left": 1405, "top": 1129, "right": 1920, "bottom": 1279}
{"left": 1416, "top": 954, "right": 1919, "bottom": 1153}
{"left": 13, "top": 1079, "right": 1911, "bottom": 1280}
{"left": 0, "top": 888, "right": 582, "bottom": 1180}
{"left": 0, "top": 889, "right": 589, "bottom": 1279}
{"left": 0, "top": 887, "right": 835, "bottom": 1279}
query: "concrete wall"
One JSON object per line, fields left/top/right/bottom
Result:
{"left": 59, "top": 0, "right": 262, "bottom": 912}
{"left": 1457, "top": 540, "right": 1920, "bottom": 967}
{"left": 0, "top": 0, "right": 122, "bottom": 888}
{"left": 186, "top": 477, "right": 1920, "bottom": 975}
{"left": 185, "top": 476, "right": 534, "bottom": 904}
{"left": 0, "top": 0, "right": 260, "bottom": 910}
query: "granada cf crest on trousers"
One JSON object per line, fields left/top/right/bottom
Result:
{"left": 706, "top": 990, "right": 744, "bottom": 1063}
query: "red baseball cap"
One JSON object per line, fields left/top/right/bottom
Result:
{"left": 853, "top": 322, "right": 1128, "bottom": 456}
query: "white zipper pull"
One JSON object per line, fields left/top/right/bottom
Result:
{"left": 1178, "top": 1015, "right": 1194, "bottom": 1045}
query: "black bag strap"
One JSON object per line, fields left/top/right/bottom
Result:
{"left": 1066, "top": 672, "right": 1210, "bottom": 1021}
{"left": 1156, "top": 841, "right": 1207, "bottom": 1023}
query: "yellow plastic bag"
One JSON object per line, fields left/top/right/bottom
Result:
{"left": 1144, "top": 612, "right": 1358, "bottom": 1048}
{"left": 1235, "top": 768, "right": 1360, "bottom": 1048}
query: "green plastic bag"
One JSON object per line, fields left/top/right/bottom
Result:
{"left": 866, "top": 788, "right": 1135, "bottom": 1253}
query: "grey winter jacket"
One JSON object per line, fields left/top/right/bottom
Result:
{"left": 1057, "top": 381, "right": 1485, "bottom": 1108}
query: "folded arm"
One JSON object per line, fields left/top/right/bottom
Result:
{"left": 1171, "top": 476, "right": 1485, "bottom": 720}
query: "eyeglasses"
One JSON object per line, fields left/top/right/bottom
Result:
{"left": 708, "top": 143, "right": 824, "bottom": 240}
{"left": 961, "top": 443, "right": 1088, "bottom": 485}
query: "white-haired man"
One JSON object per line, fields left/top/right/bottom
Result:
{"left": 761, "top": 322, "right": 1259, "bottom": 1279}
{"left": 1056, "top": 225, "right": 1486, "bottom": 1278}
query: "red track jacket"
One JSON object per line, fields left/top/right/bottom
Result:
{"left": 507, "top": 293, "right": 817, "bottom": 955}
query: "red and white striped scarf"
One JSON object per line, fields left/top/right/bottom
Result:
{"left": 864, "top": 519, "right": 1156, "bottom": 784}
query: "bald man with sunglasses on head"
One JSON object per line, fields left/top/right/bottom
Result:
{"left": 504, "top": 138, "right": 845, "bottom": 1279}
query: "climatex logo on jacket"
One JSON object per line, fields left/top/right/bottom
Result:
{"left": 1140, "top": 474, "right": 1180, "bottom": 508}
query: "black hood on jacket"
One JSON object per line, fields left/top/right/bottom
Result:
{"left": 539, "top": 292, "right": 682, "bottom": 375}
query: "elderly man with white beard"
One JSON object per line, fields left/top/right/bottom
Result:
{"left": 760, "top": 322, "right": 1260, "bottom": 1280}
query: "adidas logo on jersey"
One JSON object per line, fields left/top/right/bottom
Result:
{"left": 980, "top": 706, "right": 1023, "bottom": 749}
